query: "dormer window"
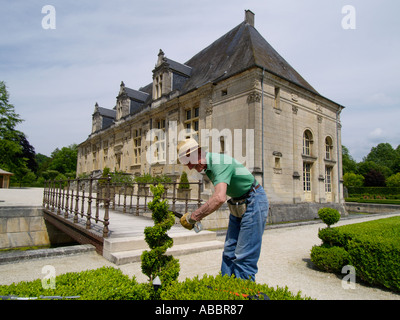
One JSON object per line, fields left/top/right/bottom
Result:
{"left": 155, "top": 74, "right": 163, "bottom": 99}
{"left": 152, "top": 49, "right": 191, "bottom": 101}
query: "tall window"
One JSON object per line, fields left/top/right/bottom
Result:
{"left": 274, "top": 87, "right": 281, "bottom": 109}
{"left": 153, "top": 119, "right": 166, "bottom": 162}
{"left": 155, "top": 75, "right": 163, "bottom": 99}
{"left": 303, "top": 162, "right": 312, "bottom": 201}
{"left": 133, "top": 129, "right": 141, "bottom": 165}
{"left": 184, "top": 106, "right": 199, "bottom": 139}
{"left": 303, "top": 130, "right": 313, "bottom": 155}
{"left": 303, "top": 163, "right": 311, "bottom": 192}
{"left": 325, "top": 166, "right": 332, "bottom": 193}
{"left": 325, "top": 137, "right": 333, "bottom": 160}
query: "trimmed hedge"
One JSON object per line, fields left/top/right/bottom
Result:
{"left": 312, "top": 216, "right": 400, "bottom": 292}
{"left": 160, "top": 274, "right": 311, "bottom": 300}
{"left": 0, "top": 267, "right": 150, "bottom": 300}
{"left": 0, "top": 267, "right": 310, "bottom": 300}
{"left": 318, "top": 208, "right": 340, "bottom": 227}
{"left": 345, "top": 198, "right": 400, "bottom": 205}
{"left": 347, "top": 187, "right": 400, "bottom": 197}
{"left": 310, "top": 245, "right": 349, "bottom": 273}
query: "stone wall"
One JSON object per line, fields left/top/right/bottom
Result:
{"left": 0, "top": 206, "right": 75, "bottom": 250}
{"left": 345, "top": 202, "right": 400, "bottom": 215}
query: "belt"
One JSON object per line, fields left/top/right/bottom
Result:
{"left": 232, "top": 181, "right": 260, "bottom": 201}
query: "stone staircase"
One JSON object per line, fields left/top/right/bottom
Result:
{"left": 103, "top": 230, "right": 224, "bottom": 265}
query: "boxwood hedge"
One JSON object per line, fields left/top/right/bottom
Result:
{"left": 160, "top": 274, "right": 311, "bottom": 300}
{"left": 0, "top": 267, "right": 310, "bottom": 300}
{"left": 0, "top": 267, "right": 150, "bottom": 300}
{"left": 311, "top": 216, "right": 400, "bottom": 292}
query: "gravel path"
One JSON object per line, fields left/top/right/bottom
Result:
{"left": 1, "top": 207, "right": 400, "bottom": 299}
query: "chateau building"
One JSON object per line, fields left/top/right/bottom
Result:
{"left": 77, "top": 10, "right": 346, "bottom": 223}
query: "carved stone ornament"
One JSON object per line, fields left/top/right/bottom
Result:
{"left": 247, "top": 92, "right": 261, "bottom": 104}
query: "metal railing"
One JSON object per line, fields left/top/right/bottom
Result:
{"left": 42, "top": 176, "right": 204, "bottom": 238}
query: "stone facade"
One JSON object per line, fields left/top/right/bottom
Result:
{"left": 0, "top": 206, "right": 75, "bottom": 249}
{"left": 77, "top": 11, "right": 346, "bottom": 223}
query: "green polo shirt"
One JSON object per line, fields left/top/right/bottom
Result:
{"left": 205, "top": 152, "right": 255, "bottom": 198}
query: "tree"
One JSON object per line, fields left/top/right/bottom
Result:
{"left": 364, "top": 169, "right": 386, "bottom": 187}
{"left": 343, "top": 172, "right": 364, "bottom": 188}
{"left": 0, "top": 81, "right": 25, "bottom": 172}
{"left": 16, "top": 132, "right": 37, "bottom": 173}
{"left": 47, "top": 144, "right": 77, "bottom": 176}
{"left": 393, "top": 145, "right": 400, "bottom": 173}
{"left": 386, "top": 173, "right": 400, "bottom": 188}
{"left": 342, "top": 145, "right": 357, "bottom": 174}
{"left": 364, "top": 143, "right": 398, "bottom": 173}
{"left": 356, "top": 161, "right": 392, "bottom": 180}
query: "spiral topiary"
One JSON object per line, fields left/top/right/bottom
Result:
{"left": 141, "top": 184, "right": 180, "bottom": 293}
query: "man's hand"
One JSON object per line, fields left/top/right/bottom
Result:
{"left": 180, "top": 212, "right": 195, "bottom": 230}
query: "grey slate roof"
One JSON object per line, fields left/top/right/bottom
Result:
{"left": 163, "top": 57, "right": 192, "bottom": 77}
{"left": 125, "top": 87, "right": 149, "bottom": 102}
{"left": 95, "top": 106, "right": 116, "bottom": 119}
{"left": 138, "top": 20, "right": 318, "bottom": 100}
{"left": 181, "top": 21, "right": 318, "bottom": 94}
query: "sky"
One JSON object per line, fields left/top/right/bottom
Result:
{"left": 1, "top": 0, "right": 399, "bottom": 161}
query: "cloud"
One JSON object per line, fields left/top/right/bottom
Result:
{"left": 2, "top": 0, "right": 400, "bottom": 160}
{"left": 369, "top": 128, "right": 383, "bottom": 138}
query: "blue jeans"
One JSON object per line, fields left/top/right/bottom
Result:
{"left": 221, "top": 185, "right": 268, "bottom": 281}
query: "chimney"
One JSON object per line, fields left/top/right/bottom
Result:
{"left": 245, "top": 10, "right": 255, "bottom": 27}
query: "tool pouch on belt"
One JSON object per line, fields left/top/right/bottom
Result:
{"left": 227, "top": 198, "right": 247, "bottom": 218}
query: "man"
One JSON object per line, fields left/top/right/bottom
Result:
{"left": 177, "top": 138, "right": 269, "bottom": 281}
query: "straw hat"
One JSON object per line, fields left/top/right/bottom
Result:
{"left": 177, "top": 138, "right": 200, "bottom": 163}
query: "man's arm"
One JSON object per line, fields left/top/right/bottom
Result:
{"left": 191, "top": 182, "right": 227, "bottom": 221}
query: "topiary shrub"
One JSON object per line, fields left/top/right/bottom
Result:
{"left": 318, "top": 227, "right": 345, "bottom": 247}
{"left": 140, "top": 184, "right": 180, "bottom": 298}
{"left": 178, "top": 171, "right": 190, "bottom": 189}
{"left": 310, "top": 245, "right": 350, "bottom": 273}
{"left": 318, "top": 208, "right": 340, "bottom": 228}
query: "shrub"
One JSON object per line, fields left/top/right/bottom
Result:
{"left": 347, "top": 186, "right": 400, "bottom": 197}
{"left": 310, "top": 245, "right": 349, "bottom": 273}
{"left": 0, "top": 267, "right": 149, "bottom": 300}
{"left": 134, "top": 173, "right": 153, "bottom": 183}
{"left": 178, "top": 171, "right": 190, "bottom": 189}
{"left": 160, "top": 274, "right": 311, "bottom": 300}
{"left": 311, "top": 216, "right": 400, "bottom": 292}
{"left": 318, "top": 227, "right": 345, "bottom": 247}
{"left": 318, "top": 208, "right": 340, "bottom": 227}
{"left": 0, "top": 269, "right": 312, "bottom": 300}
{"left": 346, "top": 237, "right": 400, "bottom": 292}
{"left": 386, "top": 173, "right": 400, "bottom": 188}
{"left": 343, "top": 172, "right": 364, "bottom": 188}
{"left": 141, "top": 184, "right": 180, "bottom": 297}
